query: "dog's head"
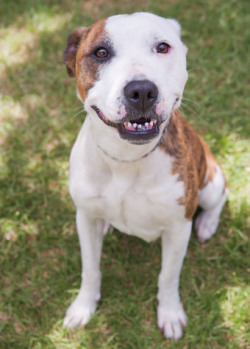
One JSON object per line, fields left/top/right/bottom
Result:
{"left": 64, "top": 12, "right": 188, "bottom": 149}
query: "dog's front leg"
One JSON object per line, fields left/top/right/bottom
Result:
{"left": 63, "top": 208, "right": 104, "bottom": 328}
{"left": 157, "top": 221, "right": 192, "bottom": 341}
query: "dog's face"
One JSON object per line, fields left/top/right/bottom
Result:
{"left": 64, "top": 13, "right": 188, "bottom": 146}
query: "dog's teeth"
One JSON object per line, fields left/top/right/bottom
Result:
{"left": 150, "top": 121, "right": 154, "bottom": 126}
{"left": 145, "top": 122, "right": 149, "bottom": 127}
{"left": 133, "top": 123, "right": 137, "bottom": 127}
{"left": 138, "top": 124, "right": 142, "bottom": 128}
{"left": 128, "top": 122, "right": 132, "bottom": 127}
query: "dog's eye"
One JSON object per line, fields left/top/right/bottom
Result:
{"left": 94, "top": 47, "right": 109, "bottom": 59}
{"left": 157, "top": 43, "right": 171, "bottom": 54}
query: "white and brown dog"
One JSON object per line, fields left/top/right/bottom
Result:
{"left": 62, "top": 12, "right": 227, "bottom": 340}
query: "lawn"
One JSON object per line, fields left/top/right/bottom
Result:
{"left": 0, "top": 0, "right": 249, "bottom": 348}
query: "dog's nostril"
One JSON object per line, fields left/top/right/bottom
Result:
{"left": 148, "top": 91, "right": 155, "bottom": 102}
{"left": 131, "top": 91, "right": 139, "bottom": 101}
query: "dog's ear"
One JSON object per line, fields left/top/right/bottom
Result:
{"left": 63, "top": 27, "right": 89, "bottom": 77}
{"left": 167, "top": 19, "right": 181, "bottom": 37}
{"left": 166, "top": 19, "right": 187, "bottom": 53}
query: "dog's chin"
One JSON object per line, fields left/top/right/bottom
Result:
{"left": 92, "top": 105, "right": 163, "bottom": 145}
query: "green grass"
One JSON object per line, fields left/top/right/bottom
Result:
{"left": 0, "top": 0, "right": 249, "bottom": 348}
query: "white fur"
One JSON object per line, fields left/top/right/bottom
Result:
{"left": 63, "top": 13, "right": 226, "bottom": 341}
{"left": 69, "top": 128, "right": 187, "bottom": 242}
{"left": 196, "top": 167, "right": 228, "bottom": 243}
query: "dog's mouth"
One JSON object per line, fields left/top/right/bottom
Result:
{"left": 92, "top": 106, "right": 161, "bottom": 144}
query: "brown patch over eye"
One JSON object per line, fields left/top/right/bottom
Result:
{"left": 74, "top": 18, "right": 108, "bottom": 101}
{"left": 157, "top": 43, "right": 171, "bottom": 54}
{"left": 95, "top": 47, "right": 109, "bottom": 58}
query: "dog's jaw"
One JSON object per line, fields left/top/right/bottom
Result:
{"left": 91, "top": 105, "right": 164, "bottom": 145}
{"left": 86, "top": 106, "right": 169, "bottom": 162}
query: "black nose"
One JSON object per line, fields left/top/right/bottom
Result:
{"left": 124, "top": 80, "right": 158, "bottom": 112}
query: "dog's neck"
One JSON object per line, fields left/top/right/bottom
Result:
{"left": 96, "top": 139, "right": 161, "bottom": 163}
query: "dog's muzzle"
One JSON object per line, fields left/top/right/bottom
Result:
{"left": 92, "top": 80, "right": 163, "bottom": 145}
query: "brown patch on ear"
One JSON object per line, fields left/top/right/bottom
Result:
{"left": 160, "top": 110, "right": 219, "bottom": 220}
{"left": 63, "top": 27, "right": 90, "bottom": 77}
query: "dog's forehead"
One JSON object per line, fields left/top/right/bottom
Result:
{"left": 105, "top": 13, "right": 181, "bottom": 49}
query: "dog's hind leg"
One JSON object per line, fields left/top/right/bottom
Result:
{"left": 157, "top": 220, "right": 192, "bottom": 340}
{"left": 63, "top": 209, "right": 104, "bottom": 328}
{"left": 195, "top": 165, "right": 228, "bottom": 244}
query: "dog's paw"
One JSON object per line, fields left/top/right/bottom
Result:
{"left": 157, "top": 304, "right": 187, "bottom": 341}
{"left": 195, "top": 210, "right": 219, "bottom": 244}
{"left": 63, "top": 298, "right": 97, "bottom": 329}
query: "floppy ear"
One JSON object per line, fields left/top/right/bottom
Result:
{"left": 63, "top": 27, "right": 89, "bottom": 77}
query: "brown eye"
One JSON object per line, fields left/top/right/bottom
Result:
{"left": 95, "top": 47, "right": 109, "bottom": 58}
{"left": 157, "top": 43, "right": 171, "bottom": 54}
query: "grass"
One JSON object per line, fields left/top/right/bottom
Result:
{"left": 0, "top": 0, "right": 249, "bottom": 348}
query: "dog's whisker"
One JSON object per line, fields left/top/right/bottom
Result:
{"left": 182, "top": 97, "right": 200, "bottom": 107}
{"left": 68, "top": 108, "right": 85, "bottom": 121}
{"left": 181, "top": 102, "right": 199, "bottom": 117}
{"left": 187, "top": 66, "right": 201, "bottom": 73}
{"left": 72, "top": 105, "right": 85, "bottom": 111}
{"left": 64, "top": 106, "right": 85, "bottom": 124}
{"left": 178, "top": 106, "right": 184, "bottom": 115}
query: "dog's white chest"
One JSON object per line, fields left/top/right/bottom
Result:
{"left": 102, "top": 172, "right": 184, "bottom": 241}
{"left": 70, "top": 144, "right": 186, "bottom": 242}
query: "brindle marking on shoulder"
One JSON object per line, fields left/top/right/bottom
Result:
{"left": 198, "top": 136, "right": 218, "bottom": 186}
{"left": 159, "top": 110, "right": 218, "bottom": 220}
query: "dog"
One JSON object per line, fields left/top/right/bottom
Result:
{"left": 62, "top": 12, "right": 228, "bottom": 340}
